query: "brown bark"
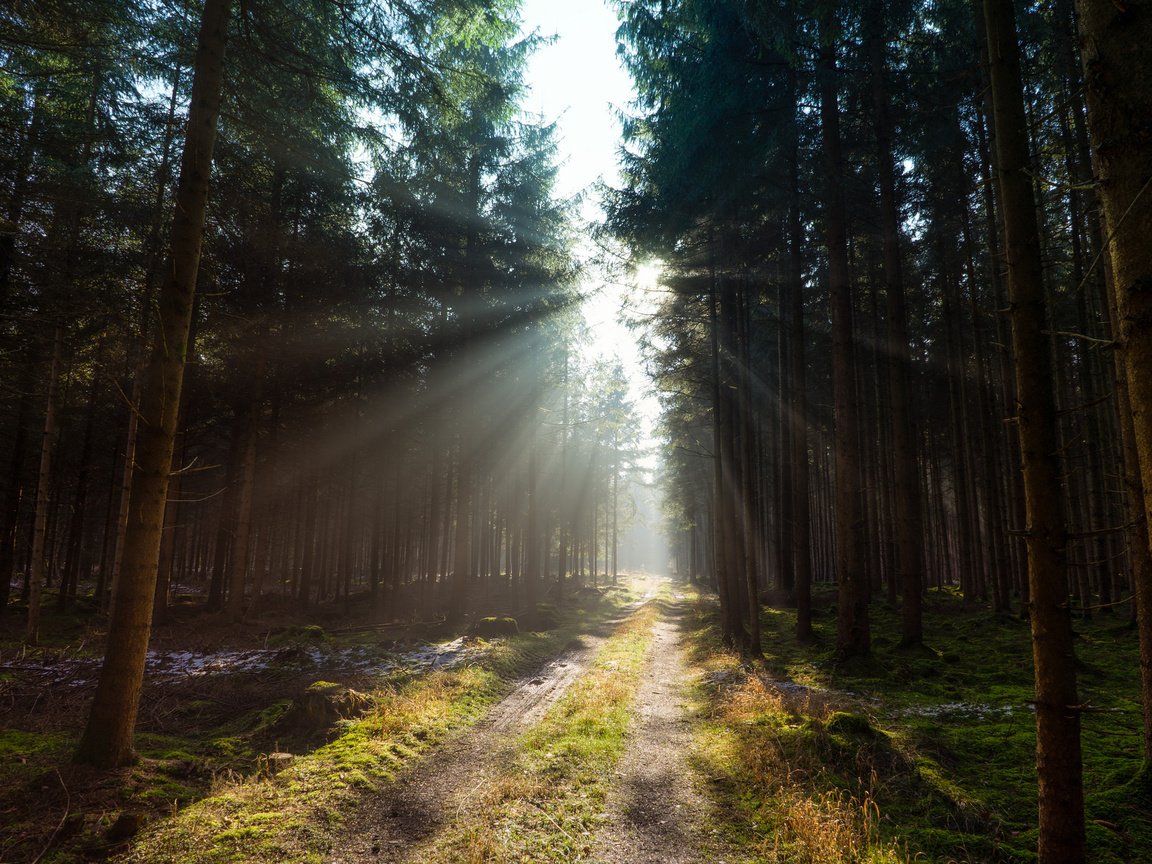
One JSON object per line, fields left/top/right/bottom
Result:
{"left": 819, "top": 5, "right": 869, "bottom": 657}
{"left": 985, "top": 0, "right": 1085, "bottom": 858}
{"left": 448, "top": 442, "right": 473, "bottom": 625}
{"left": 1076, "top": 0, "right": 1152, "bottom": 762}
{"left": 736, "top": 281, "right": 762, "bottom": 656}
{"left": 0, "top": 360, "right": 36, "bottom": 610}
{"left": 25, "top": 326, "right": 62, "bottom": 645}
{"left": 75, "top": 0, "right": 231, "bottom": 768}
{"left": 58, "top": 369, "right": 100, "bottom": 610}
{"left": 708, "top": 248, "right": 735, "bottom": 646}
{"left": 868, "top": 8, "right": 924, "bottom": 644}
{"left": 778, "top": 11, "right": 811, "bottom": 642}
{"left": 108, "top": 68, "right": 185, "bottom": 613}
{"left": 226, "top": 392, "right": 262, "bottom": 621}
{"left": 1101, "top": 240, "right": 1152, "bottom": 761}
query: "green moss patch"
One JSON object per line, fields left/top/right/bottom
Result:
{"left": 682, "top": 587, "right": 1149, "bottom": 863}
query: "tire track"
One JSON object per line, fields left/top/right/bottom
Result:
{"left": 591, "top": 601, "right": 738, "bottom": 864}
{"left": 326, "top": 599, "right": 648, "bottom": 864}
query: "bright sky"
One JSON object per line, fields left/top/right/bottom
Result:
{"left": 518, "top": 0, "right": 663, "bottom": 450}
{"left": 518, "top": 0, "right": 631, "bottom": 209}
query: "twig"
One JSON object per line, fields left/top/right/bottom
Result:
{"left": 1067, "top": 520, "right": 1138, "bottom": 540}
{"left": 1057, "top": 392, "right": 1114, "bottom": 416}
{"left": 1079, "top": 594, "right": 1134, "bottom": 611}
{"left": 29, "top": 769, "right": 70, "bottom": 864}
{"left": 1044, "top": 329, "right": 1115, "bottom": 347}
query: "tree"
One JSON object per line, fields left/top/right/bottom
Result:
{"left": 818, "top": 0, "right": 869, "bottom": 658}
{"left": 866, "top": 0, "right": 924, "bottom": 647}
{"left": 1075, "top": 0, "right": 1152, "bottom": 766}
{"left": 984, "top": 0, "right": 1085, "bottom": 857}
{"left": 75, "top": 0, "right": 232, "bottom": 768}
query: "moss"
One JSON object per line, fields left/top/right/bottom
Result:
{"left": 252, "top": 699, "right": 293, "bottom": 735}
{"left": 0, "top": 728, "right": 69, "bottom": 757}
{"left": 825, "top": 711, "right": 876, "bottom": 737}
{"left": 266, "top": 624, "right": 327, "bottom": 648}
{"left": 207, "top": 737, "right": 252, "bottom": 760}
{"left": 904, "top": 826, "right": 1031, "bottom": 863}
{"left": 683, "top": 585, "right": 1148, "bottom": 863}
{"left": 471, "top": 616, "right": 519, "bottom": 638}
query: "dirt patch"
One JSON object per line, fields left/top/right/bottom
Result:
{"left": 592, "top": 606, "right": 737, "bottom": 864}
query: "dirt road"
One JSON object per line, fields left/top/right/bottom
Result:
{"left": 591, "top": 602, "right": 732, "bottom": 863}
{"left": 326, "top": 591, "right": 728, "bottom": 863}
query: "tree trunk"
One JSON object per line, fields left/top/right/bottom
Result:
{"left": 1075, "top": 0, "right": 1152, "bottom": 763}
{"left": 985, "top": 0, "right": 1085, "bottom": 858}
{"left": 74, "top": 0, "right": 231, "bottom": 768}
{"left": 0, "top": 360, "right": 36, "bottom": 611}
{"left": 58, "top": 369, "right": 100, "bottom": 610}
{"left": 25, "top": 326, "right": 62, "bottom": 645}
{"left": 1101, "top": 240, "right": 1152, "bottom": 761}
{"left": 868, "top": 8, "right": 924, "bottom": 644}
{"left": 819, "top": 5, "right": 869, "bottom": 657}
{"left": 226, "top": 393, "right": 261, "bottom": 621}
{"left": 782, "top": 18, "right": 813, "bottom": 642}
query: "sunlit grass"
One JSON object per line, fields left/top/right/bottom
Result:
{"left": 680, "top": 585, "right": 1150, "bottom": 864}
{"left": 120, "top": 588, "right": 643, "bottom": 864}
{"left": 692, "top": 666, "right": 912, "bottom": 864}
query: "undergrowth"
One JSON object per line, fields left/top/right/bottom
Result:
{"left": 684, "top": 586, "right": 1150, "bottom": 864}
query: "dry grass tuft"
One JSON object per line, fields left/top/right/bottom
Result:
{"left": 765, "top": 788, "right": 912, "bottom": 864}
{"left": 683, "top": 589, "right": 912, "bottom": 864}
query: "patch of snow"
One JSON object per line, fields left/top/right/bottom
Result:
{"left": 7, "top": 635, "right": 485, "bottom": 688}
{"left": 399, "top": 637, "right": 477, "bottom": 669}
{"left": 898, "top": 701, "right": 1031, "bottom": 719}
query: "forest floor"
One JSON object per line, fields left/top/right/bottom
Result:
{"left": 2, "top": 577, "right": 1151, "bottom": 863}
{"left": 4, "top": 575, "right": 739, "bottom": 864}
{"left": 321, "top": 582, "right": 733, "bottom": 864}
{"left": 588, "top": 603, "right": 732, "bottom": 864}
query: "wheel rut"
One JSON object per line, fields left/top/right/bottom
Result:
{"left": 590, "top": 601, "right": 735, "bottom": 863}
{"left": 326, "top": 605, "right": 639, "bottom": 863}
{"left": 327, "top": 588, "right": 727, "bottom": 864}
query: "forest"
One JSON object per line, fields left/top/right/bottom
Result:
{"left": 1, "top": 0, "right": 1151, "bottom": 862}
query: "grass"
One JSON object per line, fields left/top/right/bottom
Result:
{"left": 682, "top": 586, "right": 1150, "bottom": 864}
{"left": 0, "top": 581, "right": 640, "bottom": 864}
{"left": 124, "top": 664, "right": 500, "bottom": 863}
{"left": 419, "top": 598, "right": 661, "bottom": 863}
